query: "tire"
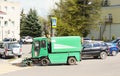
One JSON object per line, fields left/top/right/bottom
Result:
{"left": 67, "top": 57, "right": 76, "bottom": 65}
{"left": 27, "top": 62, "right": 33, "bottom": 66}
{"left": 18, "top": 55, "right": 22, "bottom": 58}
{"left": 112, "top": 51, "right": 117, "bottom": 56}
{"left": 0, "top": 54, "right": 2, "bottom": 58}
{"left": 40, "top": 58, "right": 50, "bottom": 66}
{"left": 100, "top": 51, "right": 107, "bottom": 59}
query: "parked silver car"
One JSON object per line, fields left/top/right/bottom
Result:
{"left": 0, "top": 42, "right": 22, "bottom": 58}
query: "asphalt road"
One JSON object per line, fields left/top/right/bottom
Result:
{"left": 0, "top": 44, "right": 120, "bottom": 76}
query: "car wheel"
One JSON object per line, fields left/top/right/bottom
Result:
{"left": 40, "top": 58, "right": 50, "bottom": 66}
{"left": 18, "top": 55, "right": 22, "bottom": 58}
{"left": 67, "top": 57, "right": 76, "bottom": 65}
{"left": 27, "top": 62, "right": 33, "bottom": 66}
{"left": 112, "top": 51, "right": 117, "bottom": 56}
{"left": 100, "top": 51, "right": 107, "bottom": 59}
{"left": 0, "top": 54, "right": 2, "bottom": 57}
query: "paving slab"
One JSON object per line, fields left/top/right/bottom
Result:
{"left": 0, "top": 58, "right": 31, "bottom": 75}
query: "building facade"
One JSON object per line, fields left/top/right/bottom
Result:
{"left": 87, "top": 0, "right": 120, "bottom": 40}
{"left": 0, "top": 1, "right": 20, "bottom": 41}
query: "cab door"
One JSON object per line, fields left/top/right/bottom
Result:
{"left": 32, "top": 39, "right": 48, "bottom": 58}
{"left": 39, "top": 40, "right": 48, "bottom": 57}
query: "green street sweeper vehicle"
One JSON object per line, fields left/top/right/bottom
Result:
{"left": 22, "top": 36, "right": 83, "bottom": 66}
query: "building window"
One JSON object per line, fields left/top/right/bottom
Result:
{"left": 11, "top": 21, "right": 15, "bottom": 26}
{"left": 5, "top": 6, "right": 7, "bottom": 12}
{"left": 0, "top": 6, "right": 1, "bottom": 11}
{"left": 0, "top": 21, "right": 1, "bottom": 26}
{"left": 11, "top": 7, "right": 15, "bottom": 11}
{"left": 102, "top": 0, "right": 110, "bottom": 7}
{"left": 8, "top": 30, "right": 10, "bottom": 34}
{"left": 4, "top": 21, "right": 8, "bottom": 26}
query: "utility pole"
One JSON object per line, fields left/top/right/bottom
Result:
{"left": 108, "top": 13, "right": 113, "bottom": 41}
{"left": 50, "top": 17, "right": 57, "bottom": 37}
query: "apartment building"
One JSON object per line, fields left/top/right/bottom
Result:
{"left": 88, "top": 0, "right": 120, "bottom": 40}
{"left": 0, "top": 0, "right": 20, "bottom": 41}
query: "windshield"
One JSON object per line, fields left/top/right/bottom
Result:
{"left": 111, "top": 39, "right": 119, "bottom": 43}
{"left": 8, "top": 43, "right": 20, "bottom": 49}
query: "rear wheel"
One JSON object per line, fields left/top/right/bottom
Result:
{"left": 18, "top": 55, "right": 22, "bottom": 58}
{"left": 100, "top": 51, "right": 107, "bottom": 59}
{"left": 67, "top": 57, "right": 76, "bottom": 65}
{"left": 40, "top": 58, "right": 50, "bottom": 66}
{"left": 27, "top": 62, "right": 33, "bottom": 66}
{"left": 112, "top": 51, "right": 117, "bottom": 56}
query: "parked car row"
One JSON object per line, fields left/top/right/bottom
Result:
{"left": 82, "top": 39, "right": 119, "bottom": 59}
{"left": 0, "top": 42, "right": 22, "bottom": 58}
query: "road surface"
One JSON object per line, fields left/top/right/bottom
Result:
{"left": 0, "top": 44, "right": 120, "bottom": 76}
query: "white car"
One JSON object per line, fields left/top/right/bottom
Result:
{"left": 21, "top": 36, "right": 33, "bottom": 44}
{"left": 0, "top": 42, "right": 22, "bottom": 58}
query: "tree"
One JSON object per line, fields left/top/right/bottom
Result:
{"left": 20, "top": 9, "right": 42, "bottom": 37}
{"left": 20, "top": 9, "right": 26, "bottom": 36}
{"left": 52, "top": 0, "right": 102, "bottom": 37}
{"left": 38, "top": 16, "right": 50, "bottom": 35}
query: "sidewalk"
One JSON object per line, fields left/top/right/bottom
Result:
{"left": 0, "top": 59, "right": 30, "bottom": 75}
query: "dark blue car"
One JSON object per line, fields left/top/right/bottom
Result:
{"left": 106, "top": 43, "right": 119, "bottom": 56}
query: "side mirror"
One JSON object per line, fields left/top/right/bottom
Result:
{"left": 83, "top": 47, "right": 85, "bottom": 49}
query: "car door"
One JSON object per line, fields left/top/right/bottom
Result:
{"left": 82, "top": 43, "right": 92, "bottom": 55}
{"left": 91, "top": 43, "right": 101, "bottom": 55}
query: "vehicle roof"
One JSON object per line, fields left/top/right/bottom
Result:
{"left": 0, "top": 41, "right": 19, "bottom": 44}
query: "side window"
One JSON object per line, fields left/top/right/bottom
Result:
{"left": 34, "top": 41, "right": 40, "bottom": 51}
{"left": 40, "top": 40, "right": 46, "bottom": 48}
{"left": 84, "top": 44, "right": 92, "bottom": 48}
{"left": 93, "top": 43, "right": 100, "bottom": 47}
{"left": 0, "top": 43, "right": 4, "bottom": 48}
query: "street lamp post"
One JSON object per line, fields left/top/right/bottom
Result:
{"left": 49, "top": 15, "right": 57, "bottom": 37}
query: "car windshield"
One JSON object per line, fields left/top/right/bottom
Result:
{"left": 8, "top": 43, "right": 20, "bottom": 49}
{"left": 111, "top": 39, "right": 119, "bottom": 43}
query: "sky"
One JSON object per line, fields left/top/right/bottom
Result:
{"left": 8, "top": 0, "right": 60, "bottom": 18}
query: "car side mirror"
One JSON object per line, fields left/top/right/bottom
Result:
{"left": 83, "top": 47, "right": 86, "bottom": 49}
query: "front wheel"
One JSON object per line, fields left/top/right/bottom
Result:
{"left": 18, "top": 55, "right": 22, "bottom": 58}
{"left": 40, "top": 58, "right": 50, "bottom": 66}
{"left": 67, "top": 57, "right": 76, "bottom": 65}
{"left": 112, "top": 51, "right": 117, "bottom": 56}
{"left": 100, "top": 51, "right": 107, "bottom": 59}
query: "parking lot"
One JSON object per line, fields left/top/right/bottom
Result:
{"left": 0, "top": 44, "right": 120, "bottom": 76}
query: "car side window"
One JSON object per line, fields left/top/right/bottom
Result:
{"left": 0, "top": 43, "right": 4, "bottom": 48}
{"left": 93, "top": 43, "right": 100, "bottom": 47}
{"left": 84, "top": 44, "right": 92, "bottom": 48}
{"left": 40, "top": 40, "right": 46, "bottom": 48}
{"left": 34, "top": 41, "right": 40, "bottom": 52}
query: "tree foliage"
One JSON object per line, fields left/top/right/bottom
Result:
{"left": 20, "top": 9, "right": 26, "bottom": 36}
{"left": 52, "top": 0, "right": 102, "bottom": 37}
{"left": 20, "top": 9, "right": 42, "bottom": 37}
